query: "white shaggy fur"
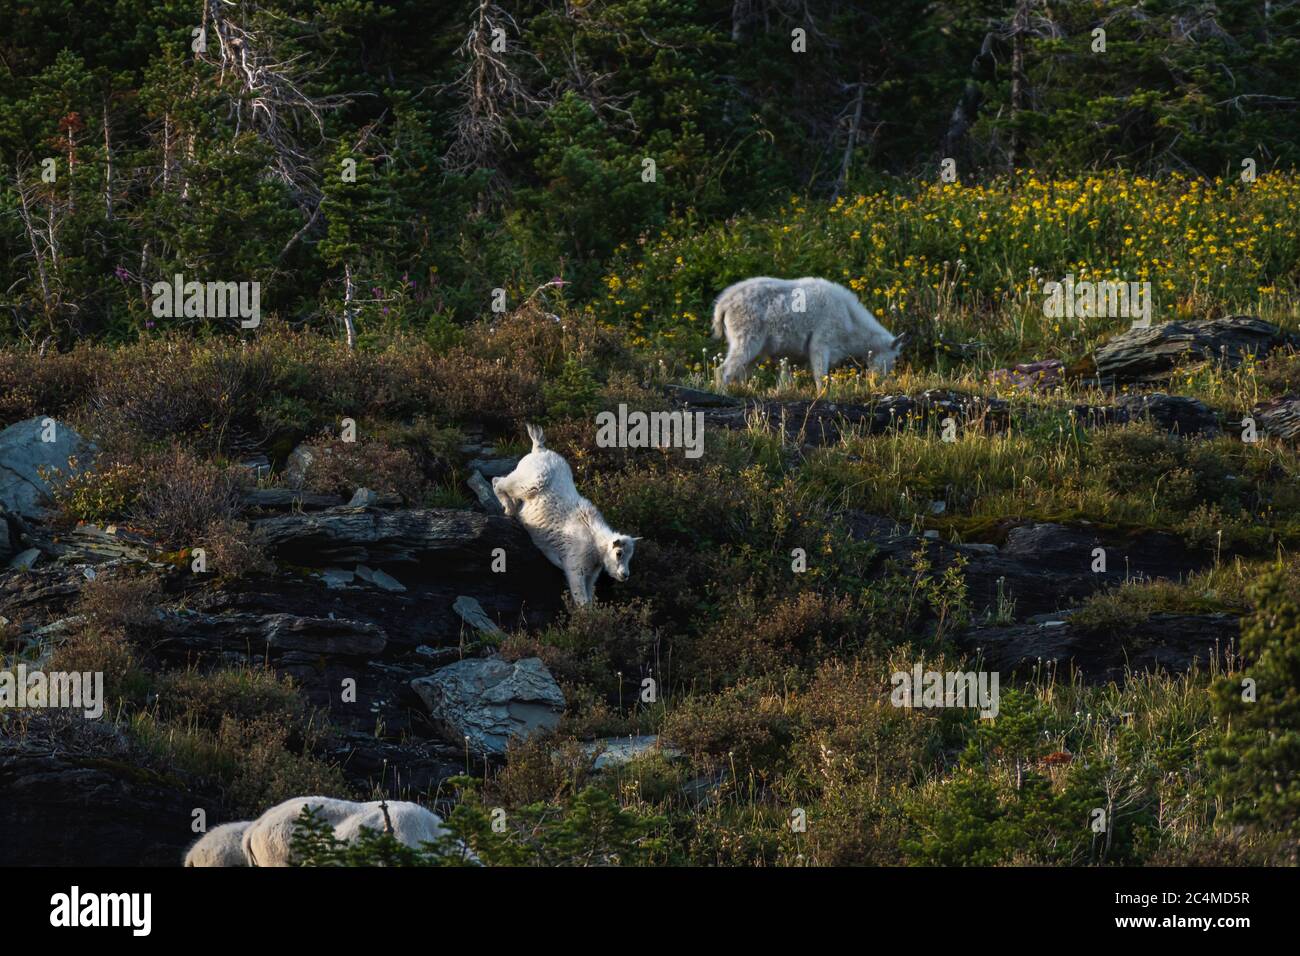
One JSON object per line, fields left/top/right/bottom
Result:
{"left": 712, "top": 276, "right": 907, "bottom": 386}
{"left": 492, "top": 424, "right": 638, "bottom": 605}
{"left": 241, "top": 796, "right": 453, "bottom": 866}
{"left": 184, "top": 821, "right": 252, "bottom": 867}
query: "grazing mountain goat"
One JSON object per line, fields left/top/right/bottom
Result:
{"left": 240, "top": 796, "right": 457, "bottom": 866}
{"left": 712, "top": 277, "right": 907, "bottom": 387}
{"left": 492, "top": 424, "right": 638, "bottom": 605}
{"left": 184, "top": 821, "right": 252, "bottom": 867}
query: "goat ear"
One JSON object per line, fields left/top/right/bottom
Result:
{"left": 891, "top": 333, "right": 910, "bottom": 350}
{"left": 632, "top": 536, "right": 644, "bottom": 541}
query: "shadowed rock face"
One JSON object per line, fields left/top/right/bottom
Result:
{"left": 0, "top": 499, "right": 569, "bottom": 821}
{"left": 1092, "top": 316, "right": 1295, "bottom": 386}
{"left": 0, "top": 731, "right": 223, "bottom": 867}
{"left": 847, "top": 515, "right": 1214, "bottom": 622}
{"left": 956, "top": 613, "right": 1239, "bottom": 683}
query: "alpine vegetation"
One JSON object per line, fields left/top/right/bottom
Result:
{"left": 712, "top": 277, "right": 907, "bottom": 386}
{"left": 1042, "top": 274, "right": 1152, "bottom": 326}
{"left": 150, "top": 274, "right": 261, "bottom": 329}
{"left": 0, "top": 666, "right": 104, "bottom": 719}
{"left": 595, "top": 403, "right": 705, "bottom": 459}
{"left": 493, "top": 424, "right": 638, "bottom": 605}
{"left": 891, "top": 665, "right": 1000, "bottom": 719}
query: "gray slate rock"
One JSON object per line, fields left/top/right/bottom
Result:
{"left": 1093, "top": 316, "right": 1292, "bottom": 385}
{"left": 7, "top": 547, "right": 40, "bottom": 571}
{"left": 1253, "top": 394, "right": 1300, "bottom": 442}
{"left": 410, "top": 656, "right": 564, "bottom": 757}
{"left": 466, "top": 470, "right": 505, "bottom": 515}
{"left": 452, "top": 595, "right": 503, "bottom": 635}
{"left": 0, "top": 417, "right": 97, "bottom": 519}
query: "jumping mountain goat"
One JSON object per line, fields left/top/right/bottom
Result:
{"left": 183, "top": 821, "right": 252, "bottom": 867}
{"left": 712, "top": 276, "right": 908, "bottom": 386}
{"left": 239, "top": 796, "right": 456, "bottom": 866}
{"left": 492, "top": 424, "right": 638, "bottom": 605}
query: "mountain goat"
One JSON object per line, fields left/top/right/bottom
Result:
{"left": 240, "top": 796, "right": 454, "bottom": 866}
{"left": 492, "top": 424, "right": 638, "bottom": 605}
{"left": 712, "top": 277, "right": 907, "bottom": 386}
{"left": 184, "top": 821, "right": 252, "bottom": 867}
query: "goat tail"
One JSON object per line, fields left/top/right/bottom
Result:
{"left": 711, "top": 296, "right": 727, "bottom": 340}
{"left": 525, "top": 422, "right": 546, "bottom": 453}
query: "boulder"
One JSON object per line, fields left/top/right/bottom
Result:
{"left": 0, "top": 417, "right": 97, "bottom": 519}
{"left": 410, "top": 656, "right": 564, "bottom": 757}
{"left": 1093, "top": 316, "right": 1292, "bottom": 385}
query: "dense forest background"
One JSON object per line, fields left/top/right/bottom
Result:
{"left": 1, "top": 0, "right": 1297, "bottom": 347}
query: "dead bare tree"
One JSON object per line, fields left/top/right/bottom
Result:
{"left": 440, "top": 1, "right": 546, "bottom": 177}
{"left": 9, "top": 162, "right": 69, "bottom": 342}
{"left": 196, "top": 0, "right": 350, "bottom": 214}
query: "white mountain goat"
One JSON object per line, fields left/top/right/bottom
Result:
{"left": 492, "top": 424, "right": 638, "bottom": 605}
{"left": 712, "top": 276, "right": 907, "bottom": 387}
{"left": 184, "top": 821, "right": 252, "bottom": 867}
{"left": 240, "top": 796, "right": 456, "bottom": 866}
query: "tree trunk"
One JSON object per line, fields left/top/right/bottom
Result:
{"left": 342, "top": 262, "right": 357, "bottom": 349}
{"left": 833, "top": 79, "right": 866, "bottom": 200}
{"left": 1010, "top": 1, "right": 1028, "bottom": 172}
